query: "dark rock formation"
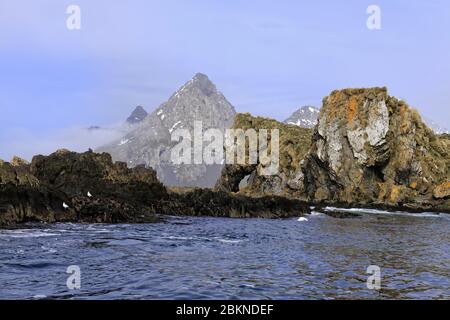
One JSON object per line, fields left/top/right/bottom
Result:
{"left": 30, "top": 149, "right": 167, "bottom": 204}
{"left": 169, "top": 188, "right": 311, "bottom": 219}
{"left": 1, "top": 151, "right": 167, "bottom": 225}
{"left": 1, "top": 149, "right": 310, "bottom": 225}
{"left": 0, "top": 157, "right": 74, "bottom": 225}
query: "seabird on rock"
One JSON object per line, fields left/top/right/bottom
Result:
{"left": 87, "top": 191, "right": 92, "bottom": 197}
{"left": 62, "top": 202, "right": 70, "bottom": 209}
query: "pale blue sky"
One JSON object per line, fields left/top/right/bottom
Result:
{"left": 1, "top": 0, "right": 449, "bottom": 159}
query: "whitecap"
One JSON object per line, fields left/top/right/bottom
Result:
{"left": 163, "top": 236, "right": 196, "bottom": 241}
{"left": 41, "top": 246, "right": 57, "bottom": 254}
{"left": 323, "top": 206, "right": 442, "bottom": 218}
{"left": 217, "top": 239, "right": 242, "bottom": 244}
{"left": 0, "top": 230, "right": 59, "bottom": 238}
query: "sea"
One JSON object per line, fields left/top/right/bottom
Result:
{"left": 0, "top": 207, "right": 449, "bottom": 299}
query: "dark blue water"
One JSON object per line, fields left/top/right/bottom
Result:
{"left": 0, "top": 209, "right": 449, "bottom": 299}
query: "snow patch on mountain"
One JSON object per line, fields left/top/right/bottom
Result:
{"left": 284, "top": 106, "right": 320, "bottom": 129}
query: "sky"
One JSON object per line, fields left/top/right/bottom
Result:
{"left": 0, "top": 0, "right": 449, "bottom": 160}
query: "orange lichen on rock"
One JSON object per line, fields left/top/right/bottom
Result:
{"left": 398, "top": 104, "right": 411, "bottom": 134}
{"left": 389, "top": 185, "right": 401, "bottom": 203}
{"left": 377, "top": 182, "right": 388, "bottom": 201}
{"left": 326, "top": 91, "right": 343, "bottom": 122}
{"left": 347, "top": 96, "right": 358, "bottom": 124}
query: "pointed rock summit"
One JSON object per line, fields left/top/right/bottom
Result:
{"left": 98, "top": 73, "right": 236, "bottom": 187}
{"left": 126, "top": 106, "right": 148, "bottom": 124}
{"left": 186, "top": 72, "right": 217, "bottom": 96}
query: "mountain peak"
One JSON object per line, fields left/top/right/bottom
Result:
{"left": 193, "top": 72, "right": 209, "bottom": 81}
{"left": 98, "top": 73, "right": 236, "bottom": 188}
{"left": 126, "top": 106, "right": 148, "bottom": 124}
{"left": 284, "top": 105, "right": 320, "bottom": 128}
{"left": 184, "top": 73, "right": 217, "bottom": 96}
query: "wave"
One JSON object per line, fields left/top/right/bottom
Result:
{"left": 322, "top": 206, "right": 443, "bottom": 218}
{"left": 216, "top": 239, "right": 242, "bottom": 244}
{"left": 0, "top": 229, "right": 59, "bottom": 238}
{"left": 161, "top": 235, "right": 242, "bottom": 244}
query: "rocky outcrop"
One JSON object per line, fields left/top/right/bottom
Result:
{"left": 1, "top": 150, "right": 168, "bottom": 225}
{"left": 1, "top": 149, "right": 310, "bottom": 225}
{"left": 169, "top": 188, "right": 310, "bottom": 219}
{"left": 30, "top": 149, "right": 167, "bottom": 204}
{"left": 215, "top": 88, "right": 449, "bottom": 212}
{"left": 301, "top": 87, "right": 449, "bottom": 211}
{"left": 215, "top": 113, "right": 312, "bottom": 198}
{"left": 0, "top": 157, "right": 74, "bottom": 225}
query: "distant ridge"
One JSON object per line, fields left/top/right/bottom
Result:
{"left": 283, "top": 106, "right": 320, "bottom": 128}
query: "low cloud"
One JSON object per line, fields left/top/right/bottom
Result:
{"left": 0, "top": 124, "right": 125, "bottom": 162}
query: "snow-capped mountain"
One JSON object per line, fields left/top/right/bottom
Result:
{"left": 283, "top": 106, "right": 320, "bottom": 128}
{"left": 423, "top": 117, "right": 449, "bottom": 134}
{"left": 97, "top": 73, "right": 236, "bottom": 187}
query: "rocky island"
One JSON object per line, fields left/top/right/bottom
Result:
{"left": 0, "top": 149, "right": 311, "bottom": 226}
{"left": 217, "top": 87, "right": 450, "bottom": 212}
{"left": 1, "top": 87, "right": 449, "bottom": 226}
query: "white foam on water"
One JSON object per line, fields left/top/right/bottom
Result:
{"left": 162, "top": 235, "right": 242, "bottom": 244}
{"left": 217, "top": 239, "right": 242, "bottom": 244}
{"left": 40, "top": 246, "right": 57, "bottom": 254}
{"left": 163, "top": 236, "right": 196, "bottom": 241}
{"left": 323, "top": 206, "right": 443, "bottom": 218}
{"left": 0, "top": 230, "right": 59, "bottom": 238}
